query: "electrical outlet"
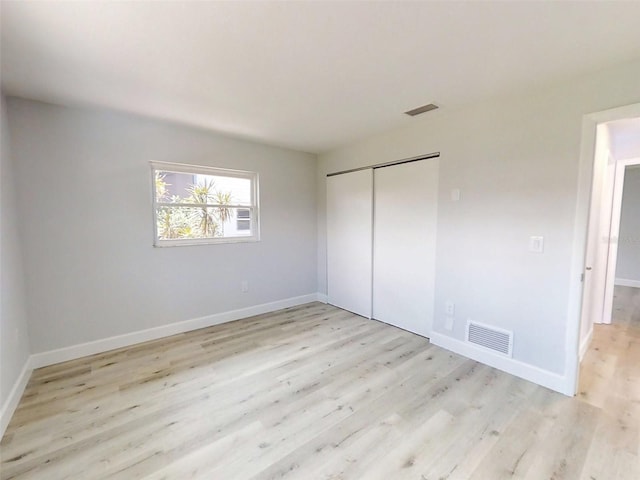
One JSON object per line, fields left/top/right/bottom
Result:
{"left": 444, "top": 317, "right": 454, "bottom": 331}
{"left": 241, "top": 281, "right": 249, "bottom": 293}
{"left": 445, "top": 301, "right": 455, "bottom": 316}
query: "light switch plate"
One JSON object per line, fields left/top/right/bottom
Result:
{"left": 529, "top": 236, "right": 544, "bottom": 253}
{"left": 451, "top": 189, "right": 461, "bottom": 201}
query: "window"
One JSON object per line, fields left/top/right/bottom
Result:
{"left": 151, "top": 161, "right": 259, "bottom": 246}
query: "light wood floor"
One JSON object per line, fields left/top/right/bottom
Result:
{"left": 1, "top": 291, "right": 638, "bottom": 479}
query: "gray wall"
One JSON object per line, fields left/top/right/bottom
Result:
{"left": 0, "top": 94, "right": 31, "bottom": 412}
{"left": 318, "top": 59, "right": 640, "bottom": 376}
{"left": 7, "top": 98, "right": 318, "bottom": 353}
{"left": 617, "top": 166, "right": 640, "bottom": 282}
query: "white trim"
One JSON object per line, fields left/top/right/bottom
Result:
{"left": 316, "top": 293, "right": 328, "bottom": 304}
{"left": 156, "top": 202, "right": 253, "bottom": 209}
{"left": 615, "top": 278, "right": 640, "bottom": 288}
{"left": 579, "top": 326, "right": 594, "bottom": 362}
{"left": 0, "top": 358, "right": 33, "bottom": 437}
{"left": 30, "top": 294, "right": 319, "bottom": 369}
{"left": 430, "top": 332, "right": 572, "bottom": 396}
{"left": 149, "top": 160, "right": 255, "bottom": 178}
{"left": 153, "top": 236, "right": 260, "bottom": 248}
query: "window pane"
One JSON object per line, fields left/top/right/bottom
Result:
{"left": 155, "top": 170, "right": 252, "bottom": 206}
{"left": 156, "top": 206, "right": 220, "bottom": 239}
{"left": 224, "top": 208, "right": 252, "bottom": 236}
{"left": 155, "top": 171, "right": 196, "bottom": 202}
{"left": 156, "top": 206, "right": 253, "bottom": 239}
{"left": 235, "top": 208, "right": 251, "bottom": 231}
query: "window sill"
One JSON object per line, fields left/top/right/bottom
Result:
{"left": 153, "top": 236, "right": 260, "bottom": 247}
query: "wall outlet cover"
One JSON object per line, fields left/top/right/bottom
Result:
{"left": 444, "top": 317, "right": 454, "bottom": 331}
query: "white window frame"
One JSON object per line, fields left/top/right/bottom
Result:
{"left": 150, "top": 161, "right": 260, "bottom": 247}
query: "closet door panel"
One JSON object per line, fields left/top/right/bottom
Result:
{"left": 327, "top": 170, "right": 373, "bottom": 318}
{"left": 373, "top": 160, "right": 438, "bottom": 336}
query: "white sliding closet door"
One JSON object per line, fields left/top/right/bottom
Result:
{"left": 373, "top": 159, "right": 439, "bottom": 337}
{"left": 327, "top": 169, "right": 373, "bottom": 318}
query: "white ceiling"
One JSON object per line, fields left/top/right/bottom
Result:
{"left": 2, "top": 1, "right": 640, "bottom": 153}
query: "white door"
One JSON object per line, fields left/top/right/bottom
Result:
{"left": 373, "top": 159, "right": 439, "bottom": 337}
{"left": 327, "top": 169, "right": 373, "bottom": 318}
{"left": 580, "top": 124, "right": 613, "bottom": 348}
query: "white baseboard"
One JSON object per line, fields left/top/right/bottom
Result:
{"left": 579, "top": 326, "right": 594, "bottom": 362}
{"left": 30, "top": 293, "right": 322, "bottom": 369}
{"left": 615, "top": 278, "right": 640, "bottom": 288}
{"left": 429, "top": 332, "right": 572, "bottom": 396}
{"left": 1, "top": 358, "right": 33, "bottom": 438}
{"left": 317, "top": 293, "right": 328, "bottom": 304}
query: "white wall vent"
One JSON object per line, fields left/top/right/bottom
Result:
{"left": 466, "top": 320, "right": 513, "bottom": 357}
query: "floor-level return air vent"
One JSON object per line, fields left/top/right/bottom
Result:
{"left": 466, "top": 320, "right": 513, "bottom": 357}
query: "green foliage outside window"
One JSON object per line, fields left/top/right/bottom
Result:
{"left": 155, "top": 172, "right": 233, "bottom": 240}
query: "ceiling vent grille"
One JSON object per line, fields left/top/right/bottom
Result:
{"left": 404, "top": 103, "right": 438, "bottom": 116}
{"left": 466, "top": 320, "right": 513, "bottom": 357}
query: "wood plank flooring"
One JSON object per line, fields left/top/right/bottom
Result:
{"left": 1, "top": 292, "right": 638, "bottom": 479}
{"left": 577, "top": 286, "right": 640, "bottom": 480}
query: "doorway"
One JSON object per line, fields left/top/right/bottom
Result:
{"left": 568, "top": 109, "right": 640, "bottom": 394}
{"left": 603, "top": 159, "right": 640, "bottom": 323}
{"left": 578, "top": 159, "right": 640, "bottom": 406}
{"left": 615, "top": 164, "right": 640, "bottom": 288}
{"left": 577, "top": 115, "right": 640, "bottom": 377}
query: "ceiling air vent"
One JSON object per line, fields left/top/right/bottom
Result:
{"left": 466, "top": 320, "right": 513, "bottom": 357}
{"left": 404, "top": 103, "right": 438, "bottom": 116}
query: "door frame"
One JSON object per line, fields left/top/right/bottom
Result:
{"left": 566, "top": 102, "right": 640, "bottom": 396}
